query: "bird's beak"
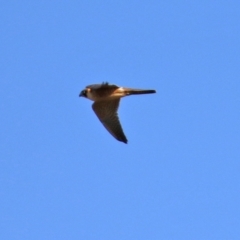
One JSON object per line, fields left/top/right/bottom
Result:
{"left": 79, "top": 91, "right": 83, "bottom": 97}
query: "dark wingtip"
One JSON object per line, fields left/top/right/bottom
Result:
{"left": 118, "top": 138, "right": 128, "bottom": 144}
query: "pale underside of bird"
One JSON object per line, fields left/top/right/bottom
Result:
{"left": 79, "top": 82, "right": 156, "bottom": 144}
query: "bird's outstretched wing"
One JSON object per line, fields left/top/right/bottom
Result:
{"left": 92, "top": 99, "right": 127, "bottom": 143}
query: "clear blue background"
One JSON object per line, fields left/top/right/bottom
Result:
{"left": 1, "top": 1, "right": 240, "bottom": 239}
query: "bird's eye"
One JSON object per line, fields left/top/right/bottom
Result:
{"left": 83, "top": 90, "right": 87, "bottom": 95}
{"left": 79, "top": 89, "right": 87, "bottom": 97}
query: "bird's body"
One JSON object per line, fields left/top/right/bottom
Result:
{"left": 79, "top": 82, "right": 156, "bottom": 144}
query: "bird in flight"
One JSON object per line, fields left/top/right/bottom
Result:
{"left": 79, "top": 82, "right": 156, "bottom": 144}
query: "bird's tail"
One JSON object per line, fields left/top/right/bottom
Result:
{"left": 124, "top": 88, "right": 156, "bottom": 95}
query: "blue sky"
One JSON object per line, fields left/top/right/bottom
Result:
{"left": 1, "top": 1, "right": 240, "bottom": 239}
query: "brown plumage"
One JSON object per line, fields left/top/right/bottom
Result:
{"left": 79, "top": 82, "right": 156, "bottom": 143}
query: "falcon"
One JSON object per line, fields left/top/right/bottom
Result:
{"left": 79, "top": 82, "right": 156, "bottom": 144}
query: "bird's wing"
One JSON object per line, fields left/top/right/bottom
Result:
{"left": 86, "top": 82, "right": 118, "bottom": 90}
{"left": 92, "top": 99, "right": 128, "bottom": 143}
